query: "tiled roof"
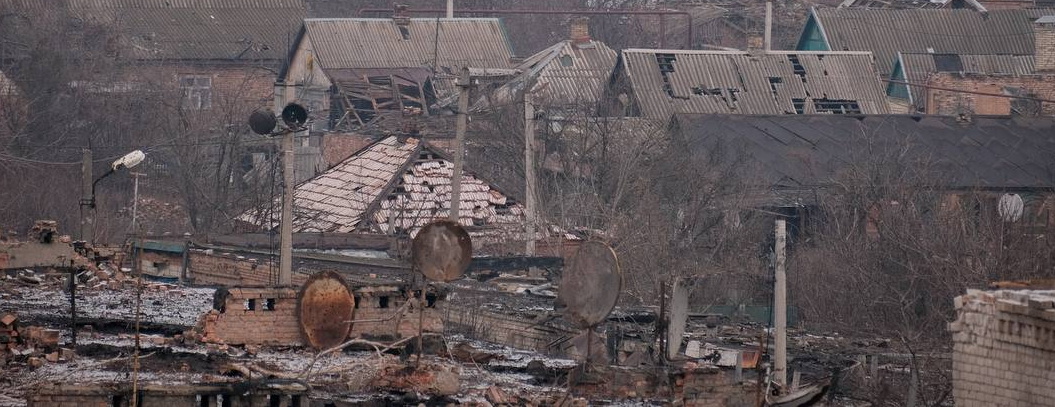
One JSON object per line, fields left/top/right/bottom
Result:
{"left": 673, "top": 114, "right": 1055, "bottom": 196}
{"left": 893, "top": 52, "right": 1035, "bottom": 107}
{"left": 244, "top": 136, "right": 524, "bottom": 235}
{"left": 302, "top": 18, "right": 515, "bottom": 71}
{"left": 809, "top": 7, "right": 1055, "bottom": 76}
{"left": 620, "top": 49, "right": 889, "bottom": 119}
{"left": 477, "top": 39, "right": 619, "bottom": 111}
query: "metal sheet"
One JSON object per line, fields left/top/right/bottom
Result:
{"left": 556, "top": 241, "right": 622, "bottom": 329}
{"left": 411, "top": 220, "right": 472, "bottom": 282}
{"left": 667, "top": 280, "right": 689, "bottom": 360}
{"left": 297, "top": 271, "right": 354, "bottom": 350}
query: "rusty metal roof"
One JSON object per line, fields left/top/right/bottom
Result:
{"left": 894, "top": 52, "right": 1035, "bottom": 108}
{"left": 302, "top": 18, "right": 516, "bottom": 71}
{"left": 477, "top": 39, "right": 618, "bottom": 112}
{"left": 809, "top": 7, "right": 1055, "bottom": 76}
{"left": 620, "top": 49, "right": 890, "bottom": 119}
{"left": 673, "top": 114, "right": 1055, "bottom": 195}
{"left": 244, "top": 136, "right": 525, "bottom": 235}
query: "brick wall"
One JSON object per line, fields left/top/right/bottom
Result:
{"left": 28, "top": 383, "right": 307, "bottom": 407}
{"left": 122, "top": 63, "right": 275, "bottom": 110}
{"left": 445, "top": 304, "right": 573, "bottom": 353}
{"left": 925, "top": 73, "right": 1055, "bottom": 116}
{"left": 188, "top": 250, "right": 308, "bottom": 287}
{"left": 948, "top": 289, "right": 1055, "bottom": 406}
{"left": 201, "top": 287, "right": 302, "bottom": 346}
{"left": 1036, "top": 20, "right": 1055, "bottom": 72}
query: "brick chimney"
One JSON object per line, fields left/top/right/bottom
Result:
{"left": 393, "top": 4, "right": 411, "bottom": 26}
{"left": 1035, "top": 16, "right": 1055, "bottom": 72}
{"left": 570, "top": 17, "right": 591, "bottom": 44}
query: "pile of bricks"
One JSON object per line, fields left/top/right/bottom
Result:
{"left": 949, "top": 289, "right": 1055, "bottom": 406}
{"left": 1, "top": 312, "right": 71, "bottom": 367}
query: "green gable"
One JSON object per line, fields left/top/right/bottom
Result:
{"left": 886, "top": 54, "right": 911, "bottom": 101}
{"left": 795, "top": 12, "right": 830, "bottom": 51}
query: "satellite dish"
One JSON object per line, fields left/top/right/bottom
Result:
{"left": 248, "top": 109, "right": 277, "bottom": 135}
{"left": 297, "top": 271, "right": 354, "bottom": 350}
{"left": 411, "top": 220, "right": 472, "bottom": 282}
{"left": 667, "top": 280, "right": 689, "bottom": 360}
{"left": 556, "top": 241, "right": 622, "bottom": 329}
{"left": 281, "top": 103, "right": 308, "bottom": 128}
{"left": 999, "top": 193, "right": 1024, "bottom": 222}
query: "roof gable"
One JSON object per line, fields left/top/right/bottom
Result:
{"left": 302, "top": 18, "right": 516, "bottom": 71}
{"left": 477, "top": 39, "right": 619, "bottom": 111}
{"left": 619, "top": 49, "right": 890, "bottom": 119}
{"left": 889, "top": 52, "right": 1035, "bottom": 109}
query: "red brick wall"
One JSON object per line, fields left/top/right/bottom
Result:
{"left": 201, "top": 288, "right": 302, "bottom": 346}
{"left": 925, "top": 73, "right": 1055, "bottom": 116}
{"left": 188, "top": 250, "right": 308, "bottom": 287}
{"left": 120, "top": 63, "right": 276, "bottom": 110}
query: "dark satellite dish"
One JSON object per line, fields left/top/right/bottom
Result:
{"left": 281, "top": 103, "right": 308, "bottom": 128}
{"left": 411, "top": 220, "right": 472, "bottom": 282}
{"left": 248, "top": 109, "right": 277, "bottom": 135}
{"left": 297, "top": 271, "right": 354, "bottom": 350}
{"left": 556, "top": 241, "right": 622, "bottom": 329}
{"left": 667, "top": 280, "right": 689, "bottom": 360}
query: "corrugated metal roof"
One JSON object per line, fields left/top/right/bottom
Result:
{"left": 477, "top": 39, "right": 618, "bottom": 111}
{"left": 896, "top": 52, "right": 1035, "bottom": 107}
{"left": 304, "top": 18, "right": 515, "bottom": 71}
{"left": 812, "top": 7, "right": 1055, "bottom": 76}
{"left": 243, "top": 136, "right": 525, "bottom": 235}
{"left": 621, "top": 49, "right": 890, "bottom": 119}
{"left": 674, "top": 114, "right": 1055, "bottom": 193}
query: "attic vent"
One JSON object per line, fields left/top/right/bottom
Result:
{"left": 787, "top": 55, "right": 806, "bottom": 77}
{"left": 813, "top": 98, "right": 861, "bottom": 114}
{"left": 560, "top": 54, "right": 574, "bottom": 67}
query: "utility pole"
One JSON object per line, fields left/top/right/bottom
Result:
{"left": 279, "top": 130, "right": 294, "bottom": 286}
{"left": 523, "top": 94, "right": 537, "bottom": 256}
{"left": 450, "top": 67, "right": 471, "bottom": 223}
{"left": 130, "top": 172, "right": 145, "bottom": 232}
{"left": 80, "top": 148, "right": 93, "bottom": 242}
{"left": 764, "top": 1, "right": 773, "bottom": 52}
{"left": 774, "top": 217, "right": 788, "bottom": 389}
{"left": 446, "top": 0, "right": 453, "bottom": 18}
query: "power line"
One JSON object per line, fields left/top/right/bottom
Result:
{"left": 884, "top": 78, "right": 1055, "bottom": 104}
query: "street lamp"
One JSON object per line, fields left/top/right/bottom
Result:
{"left": 78, "top": 149, "right": 146, "bottom": 244}
{"left": 86, "top": 150, "right": 146, "bottom": 209}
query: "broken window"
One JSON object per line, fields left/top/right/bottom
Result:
{"left": 179, "top": 75, "right": 211, "bottom": 109}
{"left": 813, "top": 98, "right": 862, "bottom": 114}
{"left": 379, "top": 296, "right": 390, "bottom": 308}
{"left": 244, "top": 299, "right": 256, "bottom": 311}
{"left": 786, "top": 55, "right": 806, "bottom": 77}
{"left": 264, "top": 298, "right": 276, "bottom": 311}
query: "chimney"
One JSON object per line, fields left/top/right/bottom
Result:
{"left": 393, "top": 4, "right": 410, "bottom": 25}
{"left": 570, "top": 17, "right": 591, "bottom": 44}
{"left": 1034, "top": 16, "right": 1055, "bottom": 72}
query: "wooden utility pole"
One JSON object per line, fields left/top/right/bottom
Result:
{"left": 450, "top": 67, "right": 471, "bottom": 223}
{"left": 80, "top": 148, "right": 93, "bottom": 242}
{"left": 764, "top": 1, "right": 773, "bottom": 52}
{"left": 774, "top": 217, "right": 788, "bottom": 388}
{"left": 279, "top": 130, "right": 294, "bottom": 286}
{"left": 524, "top": 94, "right": 537, "bottom": 256}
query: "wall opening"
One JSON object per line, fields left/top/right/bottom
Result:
{"left": 379, "top": 296, "right": 390, "bottom": 309}
{"left": 265, "top": 298, "right": 276, "bottom": 311}
{"left": 245, "top": 299, "right": 257, "bottom": 311}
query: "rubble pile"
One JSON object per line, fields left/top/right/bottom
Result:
{"left": 0, "top": 312, "right": 71, "bottom": 368}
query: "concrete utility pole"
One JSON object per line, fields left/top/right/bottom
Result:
{"left": 450, "top": 67, "right": 471, "bottom": 223}
{"left": 279, "top": 130, "right": 294, "bottom": 286}
{"left": 446, "top": 0, "right": 453, "bottom": 18}
{"left": 80, "top": 148, "right": 93, "bottom": 242}
{"left": 764, "top": 1, "right": 773, "bottom": 52}
{"left": 130, "top": 172, "right": 145, "bottom": 232}
{"left": 774, "top": 217, "right": 788, "bottom": 389}
{"left": 524, "top": 94, "right": 537, "bottom": 256}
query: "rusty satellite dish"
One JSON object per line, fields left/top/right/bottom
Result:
{"left": 667, "top": 280, "right": 689, "bottom": 360}
{"left": 297, "top": 271, "right": 354, "bottom": 350}
{"left": 411, "top": 220, "right": 472, "bottom": 282}
{"left": 556, "top": 241, "right": 622, "bottom": 329}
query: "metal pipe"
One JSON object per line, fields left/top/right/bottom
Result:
{"left": 357, "top": 8, "right": 694, "bottom": 49}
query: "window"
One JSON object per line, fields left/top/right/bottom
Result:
{"left": 244, "top": 299, "right": 256, "bottom": 311}
{"left": 179, "top": 75, "right": 212, "bottom": 109}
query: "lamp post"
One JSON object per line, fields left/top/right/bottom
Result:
{"left": 78, "top": 149, "right": 146, "bottom": 244}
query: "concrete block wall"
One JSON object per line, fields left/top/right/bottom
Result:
{"left": 949, "top": 289, "right": 1055, "bottom": 406}
{"left": 445, "top": 304, "right": 572, "bottom": 353}
{"left": 188, "top": 250, "right": 308, "bottom": 287}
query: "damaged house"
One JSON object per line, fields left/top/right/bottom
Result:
{"left": 274, "top": 15, "right": 518, "bottom": 129}
{"left": 602, "top": 49, "right": 890, "bottom": 120}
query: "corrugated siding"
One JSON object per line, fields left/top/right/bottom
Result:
{"left": 305, "top": 18, "right": 515, "bottom": 70}
{"left": 900, "top": 53, "right": 1035, "bottom": 106}
{"left": 623, "top": 50, "right": 889, "bottom": 119}
{"left": 814, "top": 8, "right": 1055, "bottom": 75}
